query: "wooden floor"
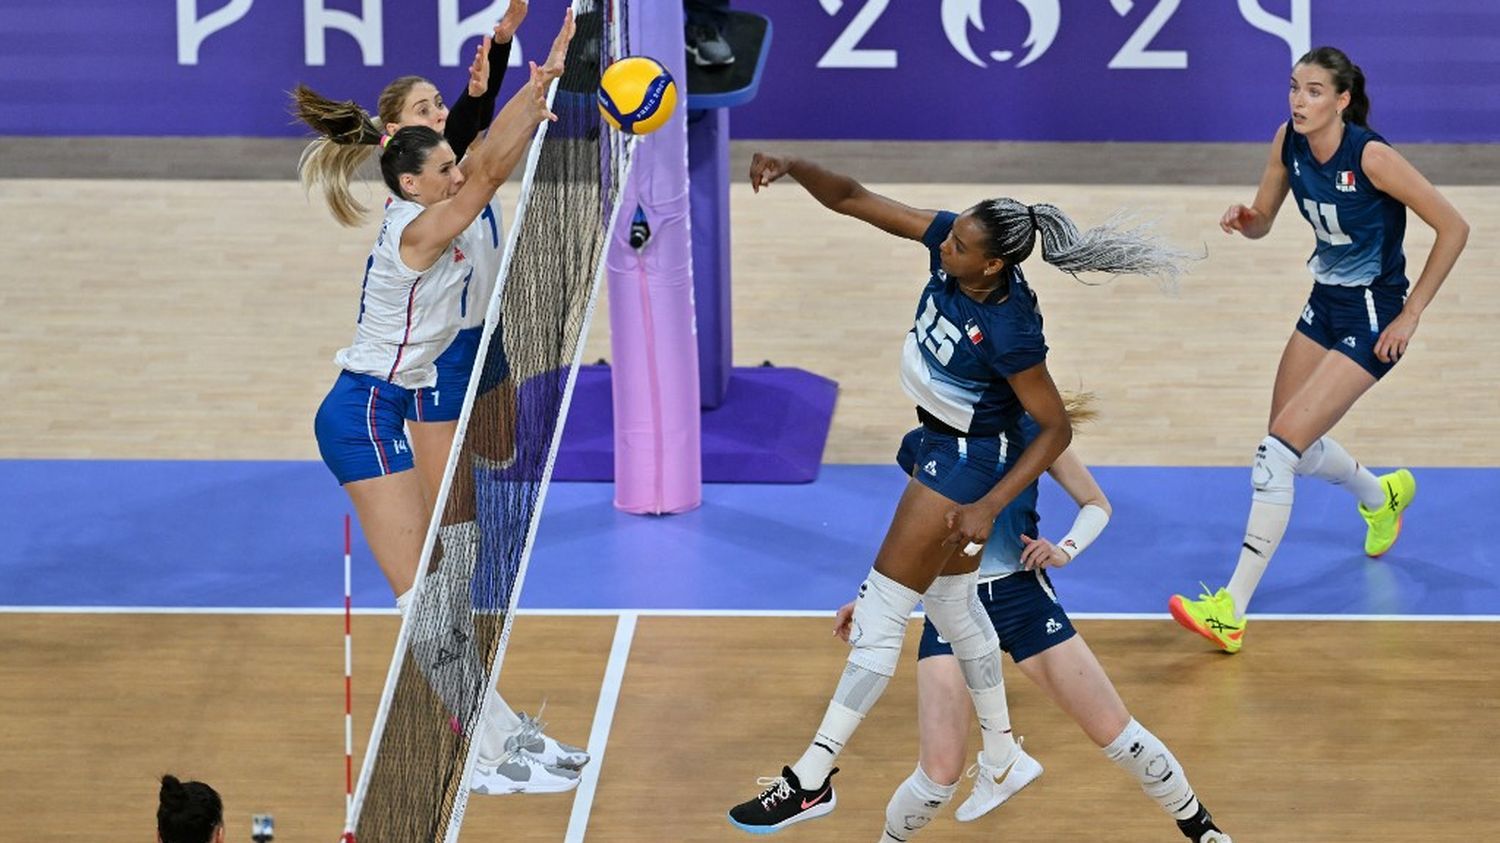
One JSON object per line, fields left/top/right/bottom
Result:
{"left": 3, "top": 152, "right": 1498, "bottom": 840}
{"left": 1, "top": 613, "right": 1497, "bottom": 841}
{"left": 1, "top": 178, "right": 1497, "bottom": 466}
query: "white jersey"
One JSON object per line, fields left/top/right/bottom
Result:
{"left": 334, "top": 198, "right": 486, "bottom": 389}
{"left": 456, "top": 199, "right": 505, "bottom": 330}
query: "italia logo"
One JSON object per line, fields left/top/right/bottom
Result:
{"left": 1336, "top": 170, "right": 1357, "bottom": 192}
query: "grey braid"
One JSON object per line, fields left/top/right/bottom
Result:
{"left": 973, "top": 198, "right": 1196, "bottom": 289}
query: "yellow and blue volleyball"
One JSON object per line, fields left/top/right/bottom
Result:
{"left": 598, "top": 56, "right": 676, "bottom": 135}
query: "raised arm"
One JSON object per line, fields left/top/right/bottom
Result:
{"left": 1363, "top": 141, "right": 1469, "bottom": 363}
{"left": 747, "top": 153, "right": 937, "bottom": 241}
{"left": 942, "top": 363, "right": 1073, "bottom": 549}
{"left": 447, "top": 0, "right": 526, "bottom": 161}
{"left": 1221, "top": 123, "right": 1292, "bottom": 239}
{"left": 400, "top": 13, "right": 572, "bottom": 269}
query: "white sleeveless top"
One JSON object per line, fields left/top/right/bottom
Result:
{"left": 455, "top": 199, "right": 505, "bottom": 330}
{"left": 333, "top": 198, "right": 486, "bottom": 389}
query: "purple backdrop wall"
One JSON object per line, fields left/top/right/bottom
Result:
{"left": 5, "top": 0, "right": 1497, "bottom": 141}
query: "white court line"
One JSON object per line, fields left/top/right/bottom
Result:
{"left": 2, "top": 605, "right": 1498, "bottom": 622}
{"left": 564, "top": 611, "right": 637, "bottom": 843}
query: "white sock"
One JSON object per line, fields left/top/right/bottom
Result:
{"left": 477, "top": 687, "right": 522, "bottom": 765}
{"left": 1297, "top": 436, "right": 1385, "bottom": 510}
{"left": 1103, "top": 718, "right": 1199, "bottom": 821}
{"left": 1226, "top": 436, "right": 1299, "bottom": 618}
{"left": 791, "top": 700, "right": 862, "bottom": 790}
{"left": 881, "top": 764, "right": 957, "bottom": 842}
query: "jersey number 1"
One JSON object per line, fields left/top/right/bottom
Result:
{"left": 1302, "top": 199, "right": 1352, "bottom": 246}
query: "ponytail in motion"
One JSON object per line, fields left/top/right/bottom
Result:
{"left": 971, "top": 198, "right": 1196, "bottom": 289}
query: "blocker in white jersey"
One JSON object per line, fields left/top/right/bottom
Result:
{"left": 408, "top": 198, "right": 510, "bottom": 424}
{"left": 334, "top": 197, "right": 487, "bottom": 392}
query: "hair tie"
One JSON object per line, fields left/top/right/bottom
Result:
{"left": 379, "top": 134, "right": 391, "bottom": 149}
{"left": 1027, "top": 205, "right": 1039, "bottom": 232}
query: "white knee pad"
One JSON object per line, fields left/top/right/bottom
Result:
{"left": 1250, "top": 435, "right": 1299, "bottom": 507}
{"left": 847, "top": 570, "right": 922, "bottom": 678}
{"left": 922, "top": 572, "right": 999, "bottom": 661}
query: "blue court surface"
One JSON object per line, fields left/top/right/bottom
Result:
{"left": 1, "top": 460, "right": 1496, "bottom": 616}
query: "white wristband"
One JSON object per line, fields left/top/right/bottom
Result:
{"left": 1056, "top": 504, "right": 1110, "bottom": 561}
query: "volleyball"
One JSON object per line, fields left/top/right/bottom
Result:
{"left": 597, "top": 56, "right": 676, "bottom": 135}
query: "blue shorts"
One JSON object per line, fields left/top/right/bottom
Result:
{"left": 407, "top": 324, "right": 511, "bottom": 423}
{"left": 315, "top": 371, "right": 416, "bottom": 485}
{"left": 917, "top": 570, "right": 1077, "bottom": 664}
{"left": 895, "top": 425, "right": 1019, "bottom": 506}
{"left": 1294, "top": 283, "right": 1406, "bottom": 379}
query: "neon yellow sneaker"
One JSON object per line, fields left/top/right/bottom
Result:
{"left": 1359, "top": 469, "right": 1415, "bottom": 558}
{"left": 1168, "top": 586, "right": 1245, "bottom": 654}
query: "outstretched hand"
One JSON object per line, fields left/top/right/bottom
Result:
{"left": 494, "top": 0, "right": 528, "bottom": 43}
{"left": 467, "top": 36, "right": 493, "bottom": 96}
{"left": 539, "top": 7, "right": 575, "bottom": 80}
{"left": 748, "top": 152, "right": 794, "bottom": 193}
{"left": 523, "top": 61, "right": 559, "bottom": 124}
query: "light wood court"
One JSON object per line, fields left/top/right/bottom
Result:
{"left": 1, "top": 179, "right": 1496, "bottom": 466}
{"left": 1, "top": 613, "right": 1496, "bottom": 840}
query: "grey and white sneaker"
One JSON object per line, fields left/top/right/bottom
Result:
{"left": 471, "top": 752, "right": 581, "bottom": 795}
{"left": 954, "top": 740, "right": 1043, "bottom": 821}
{"left": 510, "top": 709, "right": 590, "bottom": 771}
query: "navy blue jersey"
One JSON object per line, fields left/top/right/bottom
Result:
{"left": 898, "top": 211, "right": 1048, "bottom": 436}
{"left": 1282, "top": 120, "right": 1409, "bottom": 292}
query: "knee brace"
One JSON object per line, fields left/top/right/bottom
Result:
{"left": 847, "top": 570, "right": 922, "bottom": 678}
{"left": 1250, "top": 435, "right": 1300, "bottom": 507}
{"left": 922, "top": 573, "right": 999, "bottom": 660}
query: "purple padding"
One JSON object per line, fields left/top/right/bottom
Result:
{"left": 552, "top": 364, "right": 838, "bottom": 483}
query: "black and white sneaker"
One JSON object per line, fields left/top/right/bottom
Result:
{"left": 1176, "top": 803, "right": 1232, "bottom": 842}
{"left": 727, "top": 766, "right": 837, "bottom": 834}
{"left": 686, "top": 23, "right": 735, "bottom": 66}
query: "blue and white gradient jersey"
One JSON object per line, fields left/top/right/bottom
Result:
{"left": 456, "top": 199, "right": 504, "bottom": 330}
{"left": 1282, "top": 120, "right": 1409, "bottom": 292}
{"left": 899, "top": 211, "right": 1048, "bottom": 436}
{"left": 333, "top": 198, "right": 485, "bottom": 390}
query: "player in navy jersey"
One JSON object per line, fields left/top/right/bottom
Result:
{"left": 727, "top": 154, "right": 1212, "bottom": 838}
{"left": 296, "top": 12, "right": 589, "bottom": 797}
{"left": 829, "top": 401, "right": 1229, "bottom": 843}
{"left": 1170, "top": 47, "right": 1469, "bottom": 654}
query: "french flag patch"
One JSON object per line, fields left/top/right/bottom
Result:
{"left": 965, "top": 320, "right": 984, "bottom": 344}
{"left": 1335, "top": 170, "right": 1356, "bottom": 192}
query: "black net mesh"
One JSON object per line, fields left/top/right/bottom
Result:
{"left": 351, "top": 4, "right": 631, "bottom": 840}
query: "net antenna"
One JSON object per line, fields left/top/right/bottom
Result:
{"left": 345, "top": 2, "right": 636, "bottom": 839}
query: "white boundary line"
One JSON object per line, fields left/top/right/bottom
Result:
{"left": 564, "top": 611, "right": 637, "bottom": 843}
{"left": 3, "top": 605, "right": 1498, "bottom": 622}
